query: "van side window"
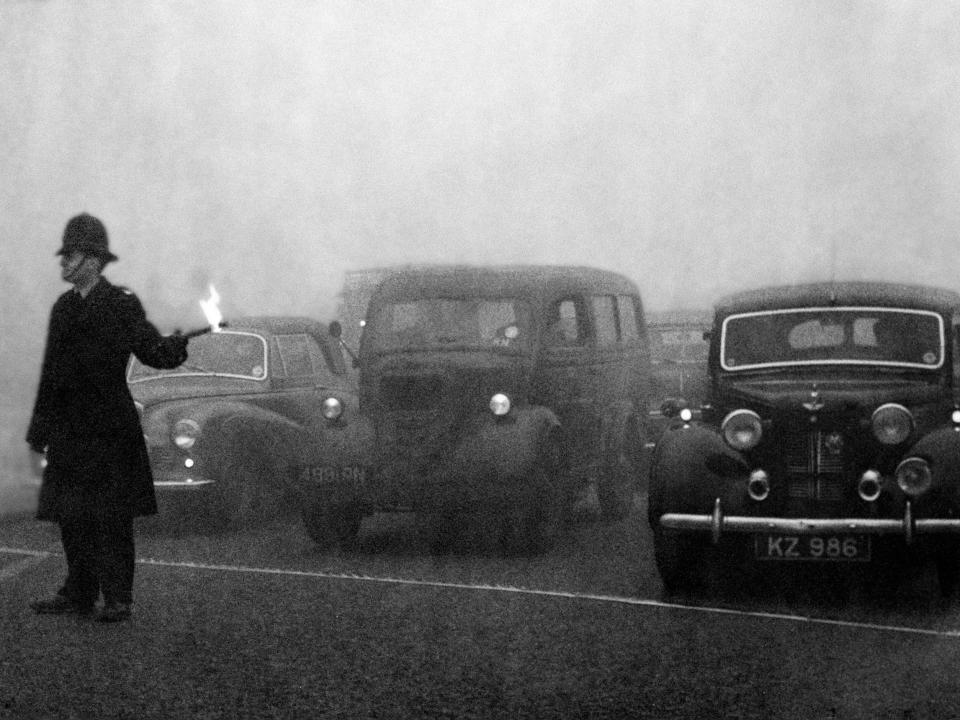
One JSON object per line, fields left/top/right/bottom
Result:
{"left": 592, "top": 295, "right": 619, "bottom": 346}
{"left": 617, "top": 295, "right": 639, "bottom": 342}
{"left": 547, "top": 298, "right": 585, "bottom": 345}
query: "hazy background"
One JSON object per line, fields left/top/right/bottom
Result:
{"left": 3, "top": 1, "right": 960, "bottom": 503}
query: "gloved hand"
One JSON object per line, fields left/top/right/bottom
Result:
{"left": 169, "top": 330, "right": 189, "bottom": 365}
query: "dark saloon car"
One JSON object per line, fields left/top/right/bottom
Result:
{"left": 296, "top": 265, "right": 654, "bottom": 552}
{"left": 646, "top": 309, "right": 711, "bottom": 444}
{"left": 648, "top": 281, "right": 960, "bottom": 596}
{"left": 128, "top": 316, "right": 355, "bottom": 528}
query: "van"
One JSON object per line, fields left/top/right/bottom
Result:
{"left": 296, "top": 264, "right": 653, "bottom": 552}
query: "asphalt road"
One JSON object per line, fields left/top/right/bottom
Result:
{"left": 2, "top": 493, "right": 960, "bottom": 719}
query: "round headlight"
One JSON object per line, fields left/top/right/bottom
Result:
{"left": 489, "top": 393, "right": 511, "bottom": 416}
{"left": 896, "top": 456, "right": 932, "bottom": 497}
{"left": 722, "top": 409, "right": 762, "bottom": 451}
{"left": 322, "top": 396, "right": 344, "bottom": 420}
{"left": 172, "top": 419, "right": 200, "bottom": 450}
{"left": 871, "top": 403, "right": 913, "bottom": 445}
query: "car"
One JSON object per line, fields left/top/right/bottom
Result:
{"left": 646, "top": 309, "right": 711, "bottom": 445}
{"left": 127, "top": 316, "right": 355, "bottom": 529}
{"left": 295, "top": 265, "right": 654, "bottom": 552}
{"left": 648, "top": 281, "right": 960, "bottom": 596}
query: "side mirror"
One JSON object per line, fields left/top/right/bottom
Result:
{"left": 328, "top": 320, "right": 359, "bottom": 368}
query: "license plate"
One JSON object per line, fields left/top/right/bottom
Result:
{"left": 298, "top": 465, "right": 367, "bottom": 486}
{"left": 755, "top": 534, "right": 871, "bottom": 562}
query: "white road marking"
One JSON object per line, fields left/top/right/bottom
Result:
{"left": 0, "top": 546, "right": 52, "bottom": 580}
{"left": 138, "top": 556, "right": 960, "bottom": 639}
{"left": 3, "top": 544, "right": 957, "bottom": 638}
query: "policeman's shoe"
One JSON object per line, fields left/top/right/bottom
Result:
{"left": 97, "top": 601, "right": 132, "bottom": 623}
{"left": 29, "top": 594, "right": 95, "bottom": 616}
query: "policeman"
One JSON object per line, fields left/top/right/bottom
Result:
{"left": 26, "top": 213, "right": 188, "bottom": 622}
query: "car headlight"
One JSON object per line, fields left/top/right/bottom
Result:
{"left": 322, "top": 396, "right": 344, "bottom": 420}
{"left": 489, "top": 393, "right": 511, "bottom": 417}
{"left": 721, "top": 409, "right": 762, "bottom": 451}
{"left": 172, "top": 419, "right": 200, "bottom": 450}
{"left": 871, "top": 403, "right": 914, "bottom": 445}
{"left": 896, "top": 457, "right": 932, "bottom": 497}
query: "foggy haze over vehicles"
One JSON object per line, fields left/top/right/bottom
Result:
{"left": 3, "top": 2, "right": 960, "bottom": 508}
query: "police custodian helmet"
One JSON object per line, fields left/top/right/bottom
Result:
{"left": 56, "top": 212, "right": 118, "bottom": 264}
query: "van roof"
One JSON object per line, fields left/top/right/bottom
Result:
{"left": 368, "top": 264, "right": 640, "bottom": 304}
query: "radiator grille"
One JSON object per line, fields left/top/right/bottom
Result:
{"left": 782, "top": 430, "right": 847, "bottom": 502}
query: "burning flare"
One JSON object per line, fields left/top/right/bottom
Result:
{"left": 198, "top": 284, "right": 223, "bottom": 332}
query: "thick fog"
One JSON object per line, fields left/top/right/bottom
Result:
{"left": 3, "top": 1, "right": 960, "bottom": 503}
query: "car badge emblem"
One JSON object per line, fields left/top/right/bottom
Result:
{"left": 802, "top": 389, "right": 825, "bottom": 413}
{"left": 823, "top": 432, "right": 844, "bottom": 455}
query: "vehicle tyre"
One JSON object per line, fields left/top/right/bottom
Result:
{"left": 208, "top": 451, "right": 284, "bottom": 531}
{"left": 500, "top": 442, "right": 566, "bottom": 555}
{"left": 653, "top": 525, "right": 708, "bottom": 595}
{"left": 598, "top": 452, "right": 636, "bottom": 521}
{"left": 302, "top": 502, "right": 363, "bottom": 548}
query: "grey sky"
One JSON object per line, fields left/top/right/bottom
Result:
{"left": 4, "top": 1, "right": 959, "bottom": 327}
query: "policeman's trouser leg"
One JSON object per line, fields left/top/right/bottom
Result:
{"left": 58, "top": 516, "right": 99, "bottom": 608}
{"left": 95, "top": 513, "right": 135, "bottom": 605}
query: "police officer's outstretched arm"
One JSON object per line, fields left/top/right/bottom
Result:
{"left": 118, "top": 289, "right": 188, "bottom": 369}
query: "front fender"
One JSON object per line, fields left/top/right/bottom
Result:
{"left": 648, "top": 422, "right": 749, "bottom": 527}
{"left": 905, "top": 428, "right": 960, "bottom": 506}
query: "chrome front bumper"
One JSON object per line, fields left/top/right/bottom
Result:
{"left": 659, "top": 498, "right": 960, "bottom": 546}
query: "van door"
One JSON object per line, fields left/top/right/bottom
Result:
{"left": 535, "top": 295, "right": 603, "bottom": 481}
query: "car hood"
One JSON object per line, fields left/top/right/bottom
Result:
{"left": 719, "top": 376, "right": 947, "bottom": 416}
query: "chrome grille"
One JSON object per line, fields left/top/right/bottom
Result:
{"left": 782, "top": 430, "right": 846, "bottom": 475}
{"left": 782, "top": 430, "right": 847, "bottom": 502}
{"left": 786, "top": 476, "right": 845, "bottom": 502}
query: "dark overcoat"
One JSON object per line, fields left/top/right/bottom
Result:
{"left": 26, "top": 277, "right": 187, "bottom": 521}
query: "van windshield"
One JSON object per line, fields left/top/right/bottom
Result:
{"left": 367, "top": 298, "right": 532, "bottom": 353}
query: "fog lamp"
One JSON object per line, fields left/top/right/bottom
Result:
{"left": 490, "top": 393, "right": 511, "bottom": 416}
{"left": 858, "top": 469, "right": 882, "bottom": 502}
{"left": 871, "top": 403, "right": 913, "bottom": 445}
{"left": 747, "top": 469, "right": 770, "bottom": 501}
{"left": 172, "top": 419, "right": 200, "bottom": 450}
{"left": 896, "top": 457, "right": 932, "bottom": 497}
{"left": 722, "top": 409, "right": 762, "bottom": 451}
{"left": 322, "top": 397, "right": 344, "bottom": 420}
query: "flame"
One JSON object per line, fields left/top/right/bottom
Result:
{"left": 198, "top": 284, "right": 223, "bottom": 332}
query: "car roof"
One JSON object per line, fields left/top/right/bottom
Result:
{"left": 222, "top": 316, "right": 331, "bottom": 337}
{"left": 715, "top": 281, "right": 960, "bottom": 316}
{"left": 368, "top": 264, "right": 640, "bottom": 303}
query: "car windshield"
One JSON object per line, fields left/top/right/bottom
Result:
{"left": 367, "top": 298, "right": 531, "bottom": 352}
{"left": 721, "top": 307, "right": 944, "bottom": 371}
{"left": 651, "top": 326, "right": 709, "bottom": 363}
{"left": 128, "top": 331, "right": 268, "bottom": 381}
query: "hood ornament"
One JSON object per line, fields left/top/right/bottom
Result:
{"left": 802, "top": 387, "right": 825, "bottom": 413}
